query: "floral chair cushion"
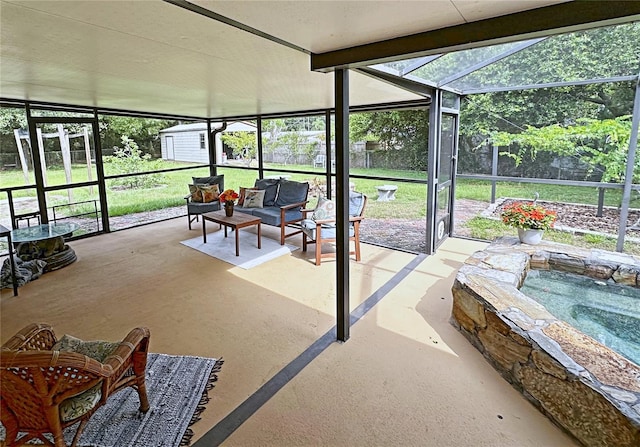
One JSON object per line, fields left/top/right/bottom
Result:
{"left": 53, "top": 334, "right": 120, "bottom": 423}
{"left": 59, "top": 382, "right": 103, "bottom": 422}
{"left": 52, "top": 334, "right": 120, "bottom": 363}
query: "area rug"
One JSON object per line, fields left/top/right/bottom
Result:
{"left": 0, "top": 353, "right": 223, "bottom": 447}
{"left": 180, "top": 231, "right": 299, "bottom": 269}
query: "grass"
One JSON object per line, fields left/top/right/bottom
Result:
{"left": 2, "top": 162, "right": 639, "bottom": 253}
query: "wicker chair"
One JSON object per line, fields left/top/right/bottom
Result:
{"left": 0, "top": 323, "right": 150, "bottom": 447}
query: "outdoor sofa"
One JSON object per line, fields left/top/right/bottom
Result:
{"left": 235, "top": 178, "right": 309, "bottom": 245}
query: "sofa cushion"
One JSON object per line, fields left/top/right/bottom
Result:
{"left": 251, "top": 207, "right": 302, "bottom": 226}
{"left": 254, "top": 178, "right": 280, "bottom": 206}
{"left": 243, "top": 189, "right": 265, "bottom": 208}
{"left": 275, "top": 180, "right": 308, "bottom": 208}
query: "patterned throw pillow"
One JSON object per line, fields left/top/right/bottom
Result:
{"left": 243, "top": 189, "right": 266, "bottom": 208}
{"left": 188, "top": 184, "right": 203, "bottom": 202}
{"left": 199, "top": 184, "right": 220, "bottom": 203}
{"left": 312, "top": 196, "right": 336, "bottom": 221}
{"left": 238, "top": 186, "right": 257, "bottom": 206}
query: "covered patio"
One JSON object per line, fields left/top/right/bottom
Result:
{"left": 0, "top": 219, "right": 578, "bottom": 446}
{"left": 2, "top": 1, "right": 640, "bottom": 445}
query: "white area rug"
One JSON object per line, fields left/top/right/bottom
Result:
{"left": 180, "top": 230, "right": 299, "bottom": 269}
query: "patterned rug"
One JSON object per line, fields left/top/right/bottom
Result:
{"left": 1, "top": 353, "right": 223, "bottom": 447}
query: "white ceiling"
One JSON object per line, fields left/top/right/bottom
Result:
{"left": 0, "top": 0, "right": 569, "bottom": 118}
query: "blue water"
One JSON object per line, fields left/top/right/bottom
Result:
{"left": 521, "top": 269, "right": 640, "bottom": 365}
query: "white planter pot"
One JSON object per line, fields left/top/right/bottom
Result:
{"left": 518, "top": 228, "right": 544, "bottom": 245}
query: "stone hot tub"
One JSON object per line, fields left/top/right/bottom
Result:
{"left": 451, "top": 237, "right": 640, "bottom": 447}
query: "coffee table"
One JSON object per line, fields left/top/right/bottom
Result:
{"left": 11, "top": 222, "right": 78, "bottom": 272}
{"left": 202, "top": 210, "right": 261, "bottom": 256}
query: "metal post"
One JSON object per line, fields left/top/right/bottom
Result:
{"left": 25, "top": 104, "right": 48, "bottom": 223}
{"left": 426, "top": 89, "right": 441, "bottom": 255}
{"left": 491, "top": 144, "right": 498, "bottom": 203}
{"left": 335, "top": 69, "right": 350, "bottom": 342}
{"left": 616, "top": 75, "right": 640, "bottom": 252}
{"left": 597, "top": 187, "right": 605, "bottom": 217}
{"left": 325, "top": 110, "right": 332, "bottom": 199}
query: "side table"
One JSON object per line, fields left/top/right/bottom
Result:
{"left": 0, "top": 224, "right": 18, "bottom": 296}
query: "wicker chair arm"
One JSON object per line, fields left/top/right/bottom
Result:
{"left": 1, "top": 350, "right": 111, "bottom": 376}
{"left": 1, "top": 323, "right": 57, "bottom": 351}
{"left": 102, "top": 327, "right": 150, "bottom": 374}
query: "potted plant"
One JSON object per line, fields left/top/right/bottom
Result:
{"left": 219, "top": 189, "right": 239, "bottom": 217}
{"left": 500, "top": 201, "right": 557, "bottom": 244}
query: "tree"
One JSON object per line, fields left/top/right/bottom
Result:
{"left": 488, "top": 116, "right": 637, "bottom": 183}
{"left": 103, "top": 136, "right": 165, "bottom": 188}
{"left": 220, "top": 131, "right": 257, "bottom": 167}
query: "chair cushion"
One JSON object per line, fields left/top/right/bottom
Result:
{"left": 53, "top": 334, "right": 120, "bottom": 363}
{"left": 188, "top": 201, "right": 221, "bottom": 215}
{"left": 349, "top": 191, "right": 365, "bottom": 217}
{"left": 300, "top": 219, "right": 354, "bottom": 240}
{"left": 312, "top": 197, "right": 335, "bottom": 221}
{"left": 59, "top": 382, "right": 103, "bottom": 422}
{"left": 243, "top": 189, "right": 265, "bottom": 208}
{"left": 254, "top": 178, "right": 280, "bottom": 206}
{"left": 275, "top": 180, "right": 308, "bottom": 208}
{"left": 192, "top": 175, "right": 224, "bottom": 191}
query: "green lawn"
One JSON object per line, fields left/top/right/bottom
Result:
{"left": 2, "top": 162, "right": 639, "bottom": 254}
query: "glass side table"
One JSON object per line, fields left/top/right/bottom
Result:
{"left": 11, "top": 223, "right": 78, "bottom": 272}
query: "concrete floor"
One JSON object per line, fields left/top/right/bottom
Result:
{"left": 0, "top": 218, "right": 577, "bottom": 446}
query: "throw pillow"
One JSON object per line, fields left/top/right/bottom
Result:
{"left": 238, "top": 186, "right": 257, "bottom": 207}
{"left": 312, "top": 196, "right": 336, "bottom": 221}
{"left": 188, "top": 184, "right": 203, "bottom": 202}
{"left": 199, "top": 184, "right": 220, "bottom": 203}
{"left": 243, "top": 189, "right": 266, "bottom": 208}
{"left": 53, "top": 334, "right": 120, "bottom": 363}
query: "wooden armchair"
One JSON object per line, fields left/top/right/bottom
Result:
{"left": 300, "top": 192, "right": 367, "bottom": 265}
{"left": 1, "top": 323, "right": 150, "bottom": 447}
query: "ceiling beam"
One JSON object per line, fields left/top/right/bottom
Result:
{"left": 311, "top": 1, "right": 640, "bottom": 72}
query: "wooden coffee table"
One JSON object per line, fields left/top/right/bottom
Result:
{"left": 202, "top": 210, "right": 261, "bottom": 256}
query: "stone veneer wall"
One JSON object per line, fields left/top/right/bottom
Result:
{"left": 451, "top": 237, "right": 640, "bottom": 447}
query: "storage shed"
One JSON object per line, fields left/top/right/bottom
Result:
{"left": 159, "top": 121, "right": 256, "bottom": 163}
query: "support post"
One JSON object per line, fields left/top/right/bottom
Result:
{"left": 13, "top": 129, "right": 30, "bottom": 184}
{"left": 426, "top": 89, "right": 442, "bottom": 255}
{"left": 57, "top": 124, "right": 73, "bottom": 202}
{"left": 83, "top": 127, "right": 94, "bottom": 194}
{"left": 491, "top": 144, "right": 498, "bottom": 203}
{"left": 597, "top": 187, "right": 605, "bottom": 217}
{"left": 335, "top": 69, "right": 350, "bottom": 342}
{"left": 617, "top": 75, "right": 640, "bottom": 252}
